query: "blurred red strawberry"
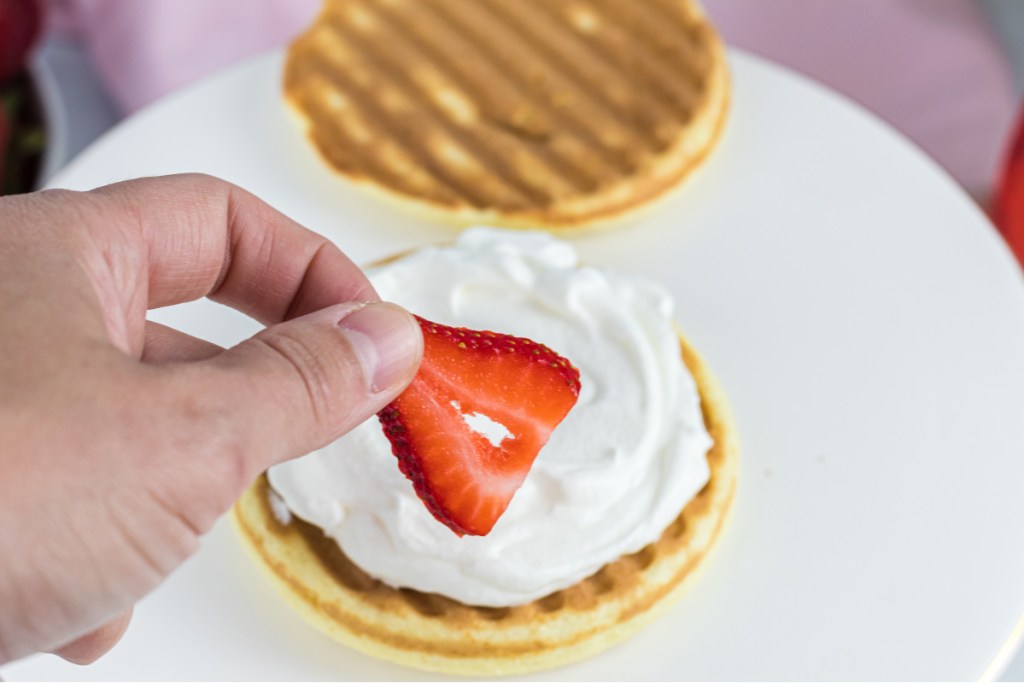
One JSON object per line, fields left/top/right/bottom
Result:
{"left": 994, "top": 108, "right": 1024, "bottom": 267}
{"left": 0, "top": 103, "right": 9, "bottom": 182}
{"left": 0, "top": 0, "right": 42, "bottom": 84}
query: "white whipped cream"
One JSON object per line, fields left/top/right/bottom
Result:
{"left": 268, "top": 228, "right": 712, "bottom": 606}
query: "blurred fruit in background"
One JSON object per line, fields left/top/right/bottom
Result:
{"left": 0, "top": 0, "right": 44, "bottom": 195}
{"left": 0, "top": 0, "right": 40, "bottom": 81}
{"left": 994, "top": 107, "right": 1024, "bottom": 267}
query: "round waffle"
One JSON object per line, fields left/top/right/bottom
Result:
{"left": 283, "top": 0, "right": 730, "bottom": 230}
{"left": 233, "top": 333, "right": 739, "bottom": 675}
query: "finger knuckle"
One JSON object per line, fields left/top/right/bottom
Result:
{"left": 252, "top": 330, "right": 335, "bottom": 431}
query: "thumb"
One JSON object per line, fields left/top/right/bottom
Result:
{"left": 203, "top": 301, "right": 422, "bottom": 467}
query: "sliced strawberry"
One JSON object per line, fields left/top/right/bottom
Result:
{"left": 378, "top": 316, "right": 580, "bottom": 536}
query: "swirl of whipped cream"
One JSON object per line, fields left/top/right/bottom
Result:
{"left": 268, "top": 228, "right": 712, "bottom": 607}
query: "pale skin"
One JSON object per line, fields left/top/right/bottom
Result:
{"left": 0, "top": 174, "right": 424, "bottom": 665}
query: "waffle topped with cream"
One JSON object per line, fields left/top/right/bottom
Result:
{"left": 234, "top": 230, "right": 739, "bottom": 675}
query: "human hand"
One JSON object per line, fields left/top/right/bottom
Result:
{"left": 0, "top": 174, "right": 423, "bottom": 665}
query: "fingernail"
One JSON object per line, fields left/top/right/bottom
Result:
{"left": 337, "top": 302, "right": 421, "bottom": 393}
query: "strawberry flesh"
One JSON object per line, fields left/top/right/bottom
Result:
{"left": 378, "top": 316, "right": 581, "bottom": 536}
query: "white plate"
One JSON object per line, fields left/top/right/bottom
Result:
{"left": 4, "top": 50, "right": 1024, "bottom": 681}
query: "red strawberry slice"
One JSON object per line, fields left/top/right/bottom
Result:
{"left": 378, "top": 316, "right": 581, "bottom": 536}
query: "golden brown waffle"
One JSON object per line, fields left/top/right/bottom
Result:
{"left": 233, "top": 333, "right": 739, "bottom": 675}
{"left": 284, "top": 0, "right": 730, "bottom": 230}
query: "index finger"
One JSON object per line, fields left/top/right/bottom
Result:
{"left": 91, "top": 173, "right": 378, "bottom": 324}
